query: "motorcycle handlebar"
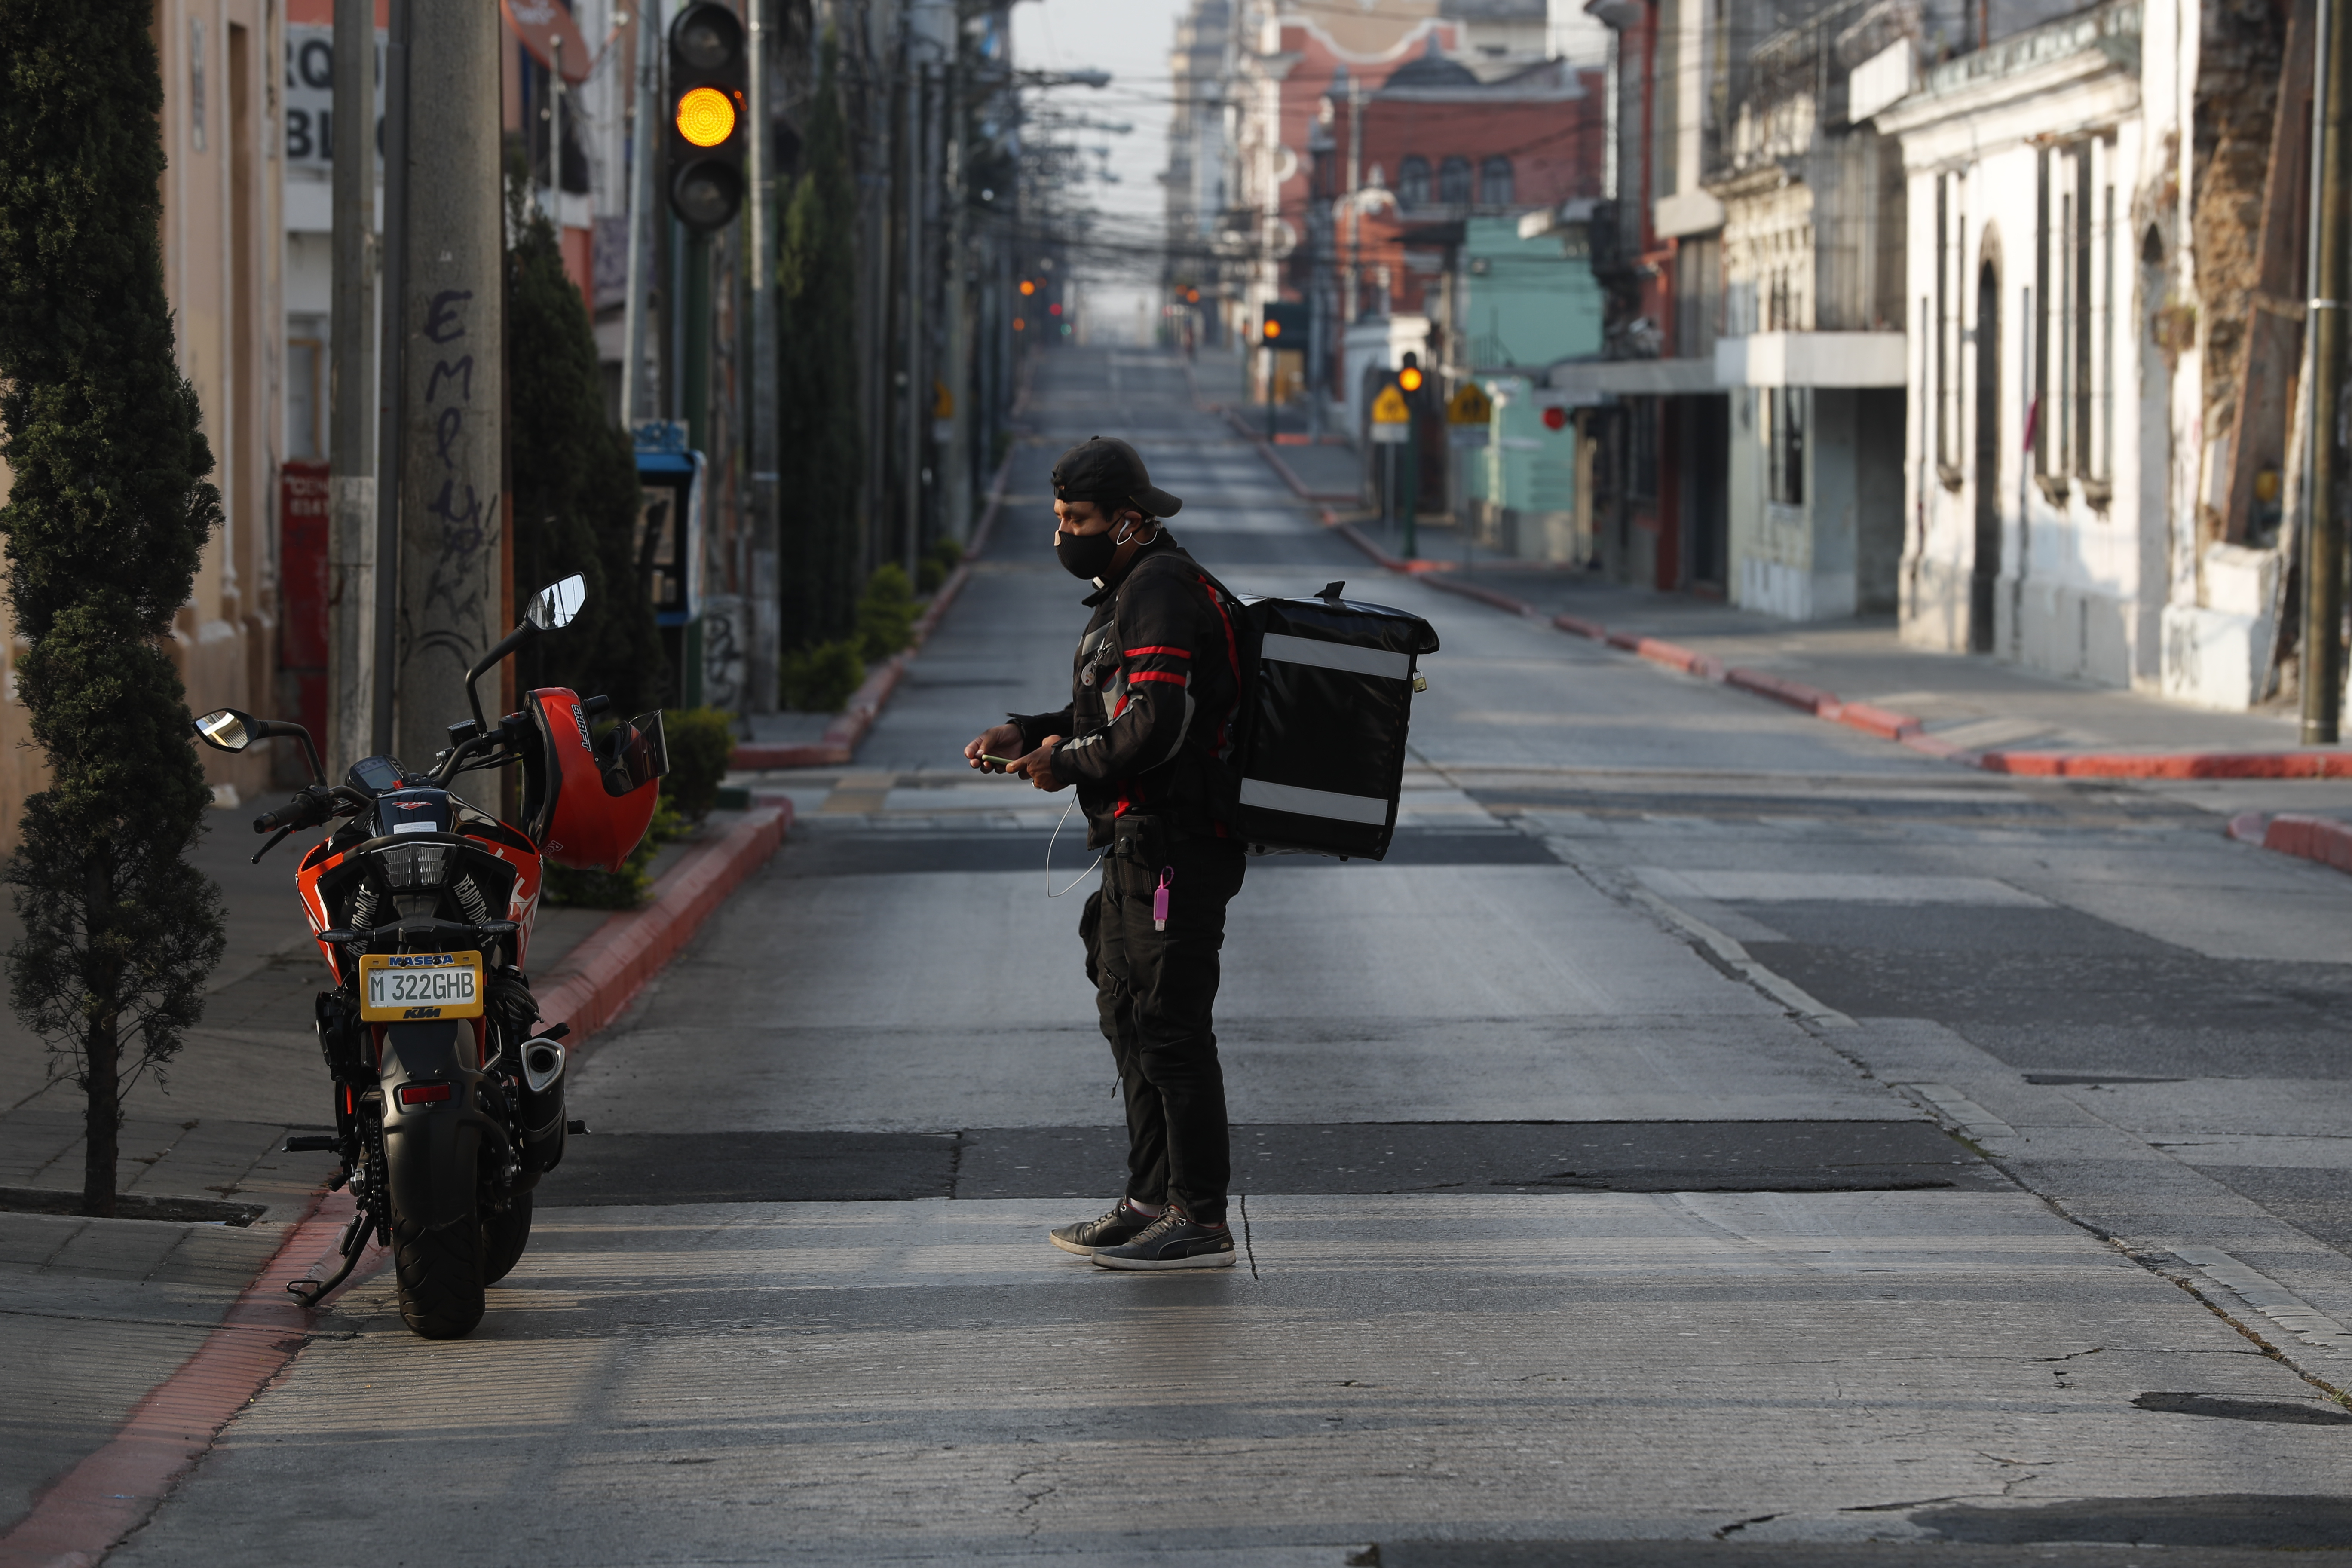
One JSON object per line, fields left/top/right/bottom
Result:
{"left": 253, "top": 787, "right": 331, "bottom": 835}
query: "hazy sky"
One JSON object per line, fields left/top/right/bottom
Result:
{"left": 1009, "top": 0, "right": 1187, "bottom": 341}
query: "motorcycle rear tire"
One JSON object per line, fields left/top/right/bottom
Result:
{"left": 483, "top": 1190, "right": 533, "bottom": 1286}
{"left": 392, "top": 1207, "right": 486, "bottom": 1339}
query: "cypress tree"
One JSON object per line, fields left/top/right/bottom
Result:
{"left": 0, "top": 0, "right": 228, "bottom": 1215}
{"left": 506, "top": 211, "right": 666, "bottom": 713}
{"left": 777, "top": 32, "right": 864, "bottom": 651}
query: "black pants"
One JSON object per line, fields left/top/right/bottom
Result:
{"left": 1080, "top": 821, "right": 1246, "bottom": 1226}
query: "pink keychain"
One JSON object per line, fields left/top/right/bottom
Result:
{"left": 1153, "top": 866, "right": 1174, "bottom": 931}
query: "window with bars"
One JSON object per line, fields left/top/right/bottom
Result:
{"left": 1935, "top": 175, "right": 1963, "bottom": 482}
{"left": 1439, "top": 156, "right": 1472, "bottom": 205}
{"left": 1481, "top": 156, "right": 1513, "bottom": 206}
{"left": 1767, "top": 387, "right": 1805, "bottom": 505}
{"left": 1398, "top": 156, "right": 1431, "bottom": 207}
{"left": 2034, "top": 140, "right": 2115, "bottom": 503}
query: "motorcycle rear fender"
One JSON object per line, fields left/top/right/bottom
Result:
{"left": 377, "top": 1020, "right": 511, "bottom": 1231}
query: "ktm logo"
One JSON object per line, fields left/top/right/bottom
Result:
{"left": 395, "top": 801, "right": 432, "bottom": 812}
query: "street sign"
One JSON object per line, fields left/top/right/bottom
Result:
{"left": 1448, "top": 383, "right": 1493, "bottom": 426}
{"left": 1372, "top": 385, "right": 1409, "bottom": 424}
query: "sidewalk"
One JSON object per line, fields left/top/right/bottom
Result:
{"left": 1442, "top": 568, "right": 2315, "bottom": 758}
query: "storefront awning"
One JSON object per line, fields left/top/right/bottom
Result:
{"left": 1715, "top": 332, "right": 1908, "bottom": 388}
{"left": 1544, "top": 358, "right": 1718, "bottom": 396}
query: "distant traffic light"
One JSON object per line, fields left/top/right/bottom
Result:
{"left": 1398, "top": 366, "right": 1424, "bottom": 392}
{"left": 666, "top": 3, "right": 746, "bottom": 231}
{"left": 1261, "top": 300, "right": 1308, "bottom": 344}
{"left": 1020, "top": 279, "right": 1036, "bottom": 296}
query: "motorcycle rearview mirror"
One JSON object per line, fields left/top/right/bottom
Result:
{"left": 192, "top": 709, "right": 254, "bottom": 753}
{"left": 191, "top": 708, "right": 327, "bottom": 786}
{"left": 528, "top": 574, "right": 587, "bottom": 631}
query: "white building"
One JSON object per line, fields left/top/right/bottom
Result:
{"left": 1880, "top": 0, "right": 2301, "bottom": 705}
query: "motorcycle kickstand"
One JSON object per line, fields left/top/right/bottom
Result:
{"left": 287, "top": 1207, "right": 371, "bottom": 1308}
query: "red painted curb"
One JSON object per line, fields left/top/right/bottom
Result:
{"left": 1835, "top": 701, "right": 1924, "bottom": 740}
{"left": 1419, "top": 574, "right": 1537, "bottom": 616}
{"left": 0, "top": 1189, "right": 352, "bottom": 1566}
{"left": 1614, "top": 634, "right": 1722, "bottom": 681}
{"left": 1724, "top": 666, "right": 1834, "bottom": 714}
{"left": 1975, "top": 750, "right": 2352, "bottom": 779}
{"left": 1554, "top": 613, "right": 1608, "bottom": 641}
{"left": 2252, "top": 812, "right": 2352, "bottom": 873}
{"left": 537, "top": 801, "right": 792, "bottom": 1048}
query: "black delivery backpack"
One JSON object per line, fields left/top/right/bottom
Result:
{"left": 1221, "top": 580, "right": 1439, "bottom": 861}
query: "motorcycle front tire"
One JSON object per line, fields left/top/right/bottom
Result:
{"left": 391, "top": 1183, "right": 487, "bottom": 1339}
{"left": 483, "top": 1189, "right": 533, "bottom": 1286}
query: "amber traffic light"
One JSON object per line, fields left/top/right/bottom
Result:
{"left": 666, "top": 3, "right": 746, "bottom": 231}
{"left": 1398, "top": 366, "right": 1424, "bottom": 392}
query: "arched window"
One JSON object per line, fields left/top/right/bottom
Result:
{"left": 1397, "top": 156, "right": 1430, "bottom": 208}
{"left": 1439, "top": 156, "right": 1472, "bottom": 205}
{"left": 1480, "top": 156, "right": 1513, "bottom": 206}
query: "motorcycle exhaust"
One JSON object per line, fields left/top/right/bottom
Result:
{"left": 522, "top": 1036, "right": 565, "bottom": 1095}
{"left": 516, "top": 1034, "right": 568, "bottom": 1173}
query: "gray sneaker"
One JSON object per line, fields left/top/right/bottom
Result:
{"left": 1049, "top": 1200, "right": 1161, "bottom": 1257}
{"left": 1090, "top": 1206, "right": 1236, "bottom": 1271}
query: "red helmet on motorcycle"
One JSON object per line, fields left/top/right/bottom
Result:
{"left": 518, "top": 689, "right": 670, "bottom": 872}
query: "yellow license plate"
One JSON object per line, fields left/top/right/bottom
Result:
{"left": 358, "top": 951, "right": 485, "bottom": 1022}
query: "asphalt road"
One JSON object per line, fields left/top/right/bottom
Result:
{"left": 101, "top": 348, "right": 2352, "bottom": 1565}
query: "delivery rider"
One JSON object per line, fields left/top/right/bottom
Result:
{"left": 963, "top": 435, "right": 1247, "bottom": 1271}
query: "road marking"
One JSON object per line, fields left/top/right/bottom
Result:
{"left": 2171, "top": 1245, "right": 2352, "bottom": 1359}
{"left": 1636, "top": 869, "right": 2048, "bottom": 906}
{"left": 1897, "top": 1083, "right": 2018, "bottom": 1142}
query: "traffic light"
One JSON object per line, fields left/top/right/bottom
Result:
{"left": 666, "top": 3, "right": 747, "bottom": 232}
{"left": 1261, "top": 300, "right": 1308, "bottom": 344}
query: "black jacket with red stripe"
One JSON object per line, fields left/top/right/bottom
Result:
{"left": 1009, "top": 533, "right": 1244, "bottom": 850}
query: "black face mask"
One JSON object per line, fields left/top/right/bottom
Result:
{"left": 1054, "top": 527, "right": 1121, "bottom": 582}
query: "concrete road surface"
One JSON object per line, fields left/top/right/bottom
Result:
{"left": 64, "top": 350, "right": 2352, "bottom": 1564}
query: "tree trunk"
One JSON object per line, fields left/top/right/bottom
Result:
{"left": 83, "top": 1012, "right": 118, "bottom": 1218}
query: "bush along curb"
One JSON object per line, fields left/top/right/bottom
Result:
{"left": 737, "top": 453, "right": 1016, "bottom": 771}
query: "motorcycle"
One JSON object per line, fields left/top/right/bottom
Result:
{"left": 193, "top": 574, "right": 668, "bottom": 1338}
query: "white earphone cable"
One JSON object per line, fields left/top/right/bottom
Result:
{"left": 1046, "top": 790, "right": 1105, "bottom": 897}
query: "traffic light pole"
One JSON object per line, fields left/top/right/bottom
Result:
{"left": 1265, "top": 343, "right": 1276, "bottom": 443}
{"left": 1401, "top": 410, "right": 1418, "bottom": 561}
{"left": 682, "top": 226, "right": 711, "bottom": 710}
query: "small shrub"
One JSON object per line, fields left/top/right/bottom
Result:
{"left": 780, "top": 639, "right": 865, "bottom": 711}
{"left": 660, "top": 707, "right": 737, "bottom": 823}
{"left": 918, "top": 536, "right": 963, "bottom": 594}
{"left": 856, "top": 563, "right": 916, "bottom": 662}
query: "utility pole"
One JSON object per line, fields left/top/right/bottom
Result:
{"left": 746, "top": 0, "right": 780, "bottom": 713}
{"left": 327, "top": 0, "right": 376, "bottom": 778}
{"left": 2306, "top": 0, "right": 2351, "bottom": 743}
{"left": 393, "top": 0, "right": 504, "bottom": 806}
{"left": 370, "top": 0, "right": 410, "bottom": 757}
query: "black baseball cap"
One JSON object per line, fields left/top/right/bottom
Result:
{"left": 1050, "top": 436, "right": 1183, "bottom": 519}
